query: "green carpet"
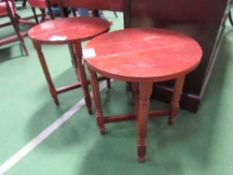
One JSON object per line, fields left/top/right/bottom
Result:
{"left": 1, "top": 5, "right": 233, "bottom": 175}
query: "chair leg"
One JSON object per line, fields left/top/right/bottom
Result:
{"left": 40, "top": 8, "right": 46, "bottom": 22}
{"left": 73, "top": 42, "right": 92, "bottom": 114}
{"left": 31, "top": 7, "right": 39, "bottom": 24}
{"left": 19, "top": 35, "right": 29, "bottom": 56}
{"left": 22, "top": 0, "right": 27, "bottom": 8}
{"left": 9, "top": 11, "right": 29, "bottom": 55}
{"left": 113, "top": 11, "right": 118, "bottom": 18}
{"left": 229, "top": 10, "right": 233, "bottom": 26}
{"left": 49, "top": 10, "right": 55, "bottom": 20}
{"left": 98, "top": 11, "right": 104, "bottom": 18}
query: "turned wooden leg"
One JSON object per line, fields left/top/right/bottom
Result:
{"left": 168, "top": 76, "right": 185, "bottom": 125}
{"left": 19, "top": 33, "right": 29, "bottom": 56}
{"left": 89, "top": 70, "right": 105, "bottom": 134}
{"left": 73, "top": 42, "right": 92, "bottom": 114}
{"left": 33, "top": 41, "right": 59, "bottom": 105}
{"left": 137, "top": 82, "right": 152, "bottom": 162}
{"left": 8, "top": 6, "right": 29, "bottom": 56}
{"left": 71, "top": 8, "right": 76, "bottom": 17}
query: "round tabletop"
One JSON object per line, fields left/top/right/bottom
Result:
{"left": 85, "top": 28, "right": 202, "bottom": 82}
{"left": 28, "top": 17, "right": 111, "bottom": 44}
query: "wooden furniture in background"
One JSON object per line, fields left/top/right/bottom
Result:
{"left": 28, "top": 0, "right": 57, "bottom": 23}
{"left": 85, "top": 28, "right": 202, "bottom": 162}
{"left": 129, "top": 0, "right": 229, "bottom": 112}
{"left": 0, "top": 0, "right": 28, "bottom": 55}
{"left": 58, "top": 0, "right": 131, "bottom": 28}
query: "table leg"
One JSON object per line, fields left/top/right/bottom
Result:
{"left": 106, "top": 78, "right": 111, "bottom": 89}
{"left": 132, "top": 83, "right": 140, "bottom": 125}
{"left": 73, "top": 42, "right": 92, "bottom": 114}
{"left": 131, "top": 83, "right": 138, "bottom": 105}
{"left": 137, "top": 82, "right": 152, "bottom": 162}
{"left": 33, "top": 41, "right": 59, "bottom": 105}
{"left": 68, "top": 43, "right": 79, "bottom": 80}
{"left": 90, "top": 70, "right": 105, "bottom": 134}
{"left": 69, "top": 44, "right": 76, "bottom": 66}
{"left": 169, "top": 76, "right": 185, "bottom": 125}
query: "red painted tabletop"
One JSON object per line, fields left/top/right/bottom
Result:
{"left": 28, "top": 17, "right": 111, "bottom": 44}
{"left": 85, "top": 28, "right": 202, "bottom": 82}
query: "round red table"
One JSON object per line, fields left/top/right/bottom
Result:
{"left": 28, "top": 17, "right": 111, "bottom": 113}
{"left": 84, "top": 28, "right": 202, "bottom": 162}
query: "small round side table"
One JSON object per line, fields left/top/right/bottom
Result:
{"left": 85, "top": 28, "right": 202, "bottom": 162}
{"left": 28, "top": 17, "right": 110, "bottom": 113}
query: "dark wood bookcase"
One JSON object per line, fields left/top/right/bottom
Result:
{"left": 129, "top": 0, "right": 230, "bottom": 112}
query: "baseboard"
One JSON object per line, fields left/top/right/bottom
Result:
{"left": 151, "top": 85, "right": 201, "bottom": 113}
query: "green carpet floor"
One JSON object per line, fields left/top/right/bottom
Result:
{"left": 1, "top": 5, "right": 233, "bottom": 175}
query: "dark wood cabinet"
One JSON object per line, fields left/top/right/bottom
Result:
{"left": 129, "top": 0, "right": 230, "bottom": 112}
